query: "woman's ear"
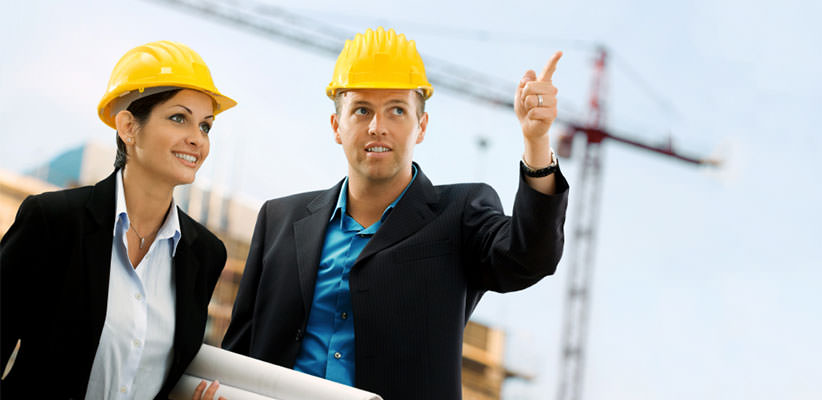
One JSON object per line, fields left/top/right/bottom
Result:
{"left": 115, "top": 110, "right": 137, "bottom": 144}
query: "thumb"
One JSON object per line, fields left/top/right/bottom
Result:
{"left": 522, "top": 69, "right": 537, "bottom": 83}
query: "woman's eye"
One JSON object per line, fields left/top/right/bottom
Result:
{"left": 170, "top": 114, "right": 185, "bottom": 123}
{"left": 392, "top": 107, "right": 405, "bottom": 115}
{"left": 200, "top": 122, "right": 211, "bottom": 134}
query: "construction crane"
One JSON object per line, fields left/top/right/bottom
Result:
{"left": 147, "top": 1, "right": 719, "bottom": 399}
{"left": 554, "top": 48, "right": 717, "bottom": 400}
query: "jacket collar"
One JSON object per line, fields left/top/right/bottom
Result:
{"left": 294, "top": 162, "right": 439, "bottom": 314}
{"left": 353, "top": 162, "right": 438, "bottom": 265}
{"left": 78, "top": 170, "right": 118, "bottom": 389}
{"left": 294, "top": 180, "right": 344, "bottom": 315}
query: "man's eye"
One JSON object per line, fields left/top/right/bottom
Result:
{"left": 170, "top": 114, "right": 185, "bottom": 123}
{"left": 392, "top": 107, "right": 405, "bottom": 115}
{"left": 200, "top": 122, "right": 211, "bottom": 134}
{"left": 354, "top": 107, "right": 368, "bottom": 115}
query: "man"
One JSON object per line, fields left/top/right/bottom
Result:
{"left": 223, "top": 27, "right": 568, "bottom": 400}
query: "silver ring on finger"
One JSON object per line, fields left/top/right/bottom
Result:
{"left": 537, "top": 94, "right": 544, "bottom": 107}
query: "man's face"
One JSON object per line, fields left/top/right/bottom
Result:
{"left": 331, "top": 89, "right": 428, "bottom": 185}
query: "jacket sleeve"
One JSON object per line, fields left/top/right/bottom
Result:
{"left": 0, "top": 196, "right": 50, "bottom": 372}
{"left": 221, "top": 201, "right": 269, "bottom": 355}
{"left": 462, "top": 168, "right": 569, "bottom": 293}
{"left": 207, "top": 240, "right": 227, "bottom": 297}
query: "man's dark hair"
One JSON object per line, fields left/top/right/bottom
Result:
{"left": 113, "top": 89, "right": 182, "bottom": 169}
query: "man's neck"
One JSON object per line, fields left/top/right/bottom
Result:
{"left": 345, "top": 167, "right": 413, "bottom": 228}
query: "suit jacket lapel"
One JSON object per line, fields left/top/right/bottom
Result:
{"left": 82, "top": 171, "right": 118, "bottom": 345}
{"left": 293, "top": 182, "right": 341, "bottom": 316}
{"left": 354, "top": 164, "right": 439, "bottom": 267}
{"left": 170, "top": 210, "right": 201, "bottom": 371}
{"left": 156, "top": 210, "right": 201, "bottom": 397}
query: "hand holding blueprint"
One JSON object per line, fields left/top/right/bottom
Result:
{"left": 169, "top": 344, "right": 382, "bottom": 400}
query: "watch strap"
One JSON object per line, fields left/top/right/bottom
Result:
{"left": 521, "top": 148, "right": 558, "bottom": 177}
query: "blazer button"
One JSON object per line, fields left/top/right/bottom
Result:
{"left": 295, "top": 328, "right": 303, "bottom": 341}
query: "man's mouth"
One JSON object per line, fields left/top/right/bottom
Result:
{"left": 366, "top": 146, "right": 391, "bottom": 153}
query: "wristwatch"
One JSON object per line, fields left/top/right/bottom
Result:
{"left": 520, "top": 147, "right": 558, "bottom": 178}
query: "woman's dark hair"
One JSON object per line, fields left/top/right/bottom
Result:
{"left": 114, "top": 89, "right": 182, "bottom": 169}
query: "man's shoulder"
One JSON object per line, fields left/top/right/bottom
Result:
{"left": 262, "top": 188, "right": 332, "bottom": 208}
{"left": 257, "top": 185, "right": 341, "bottom": 221}
{"left": 433, "top": 181, "right": 491, "bottom": 190}
{"left": 432, "top": 181, "right": 497, "bottom": 199}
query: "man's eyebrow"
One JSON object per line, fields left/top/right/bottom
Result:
{"left": 385, "top": 99, "right": 409, "bottom": 106}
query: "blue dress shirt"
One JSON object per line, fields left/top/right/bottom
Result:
{"left": 294, "top": 166, "right": 418, "bottom": 386}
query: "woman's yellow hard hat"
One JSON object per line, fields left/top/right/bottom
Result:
{"left": 98, "top": 40, "right": 237, "bottom": 129}
{"left": 326, "top": 27, "right": 433, "bottom": 100}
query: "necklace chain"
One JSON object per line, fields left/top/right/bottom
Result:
{"left": 129, "top": 222, "right": 154, "bottom": 250}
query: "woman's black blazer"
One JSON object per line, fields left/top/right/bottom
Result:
{"left": 0, "top": 170, "right": 226, "bottom": 399}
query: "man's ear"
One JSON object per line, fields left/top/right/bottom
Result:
{"left": 331, "top": 113, "right": 342, "bottom": 144}
{"left": 415, "top": 112, "right": 429, "bottom": 144}
{"left": 115, "top": 110, "right": 137, "bottom": 144}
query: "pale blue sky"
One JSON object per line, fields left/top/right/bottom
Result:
{"left": 1, "top": 0, "right": 820, "bottom": 398}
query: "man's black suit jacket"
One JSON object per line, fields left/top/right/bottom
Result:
{"left": 223, "top": 163, "right": 569, "bottom": 400}
{"left": 0, "top": 170, "right": 226, "bottom": 399}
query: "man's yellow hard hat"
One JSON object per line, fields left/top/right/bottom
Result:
{"left": 326, "top": 27, "right": 433, "bottom": 100}
{"left": 98, "top": 40, "right": 237, "bottom": 129}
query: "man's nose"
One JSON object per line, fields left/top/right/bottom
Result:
{"left": 368, "top": 113, "right": 388, "bottom": 136}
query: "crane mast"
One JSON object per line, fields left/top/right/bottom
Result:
{"left": 555, "top": 47, "right": 607, "bottom": 400}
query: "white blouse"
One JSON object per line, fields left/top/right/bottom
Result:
{"left": 84, "top": 170, "right": 181, "bottom": 399}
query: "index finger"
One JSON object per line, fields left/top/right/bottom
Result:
{"left": 204, "top": 380, "right": 220, "bottom": 400}
{"left": 538, "top": 51, "right": 563, "bottom": 82}
{"left": 192, "top": 380, "right": 207, "bottom": 400}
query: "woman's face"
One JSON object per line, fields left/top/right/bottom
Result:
{"left": 124, "top": 89, "right": 214, "bottom": 187}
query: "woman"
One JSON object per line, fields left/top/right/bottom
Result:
{"left": 1, "top": 41, "right": 234, "bottom": 399}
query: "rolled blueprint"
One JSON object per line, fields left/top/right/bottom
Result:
{"left": 169, "top": 344, "right": 382, "bottom": 400}
{"left": 171, "top": 375, "right": 277, "bottom": 400}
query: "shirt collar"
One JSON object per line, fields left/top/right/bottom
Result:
{"left": 114, "top": 169, "right": 182, "bottom": 256}
{"left": 330, "top": 164, "right": 419, "bottom": 225}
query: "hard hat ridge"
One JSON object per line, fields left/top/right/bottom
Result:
{"left": 326, "top": 27, "right": 433, "bottom": 99}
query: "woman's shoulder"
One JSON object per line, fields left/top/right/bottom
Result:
{"left": 176, "top": 208, "right": 225, "bottom": 248}
{"left": 21, "top": 184, "right": 95, "bottom": 217}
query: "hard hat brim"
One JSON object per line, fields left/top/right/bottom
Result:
{"left": 326, "top": 84, "right": 433, "bottom": 100}
{"left": 98, "top": 83, "right": 237, "bottom": 130}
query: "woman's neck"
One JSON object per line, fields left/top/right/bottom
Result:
{"left": 121, "top": 165, "right": 174, "bottom": 235}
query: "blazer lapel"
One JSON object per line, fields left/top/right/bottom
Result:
{"left": 82, "top": 171, "right": 118, "bottom": 342}
{"left": 354, "top": 164, "right": 439, "bottom": 267}
{"left": 293, "top": 182, "right": 341, "bottom": 315}
{"left": 170, "top": 211, "right": 201, "bottom": 369}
